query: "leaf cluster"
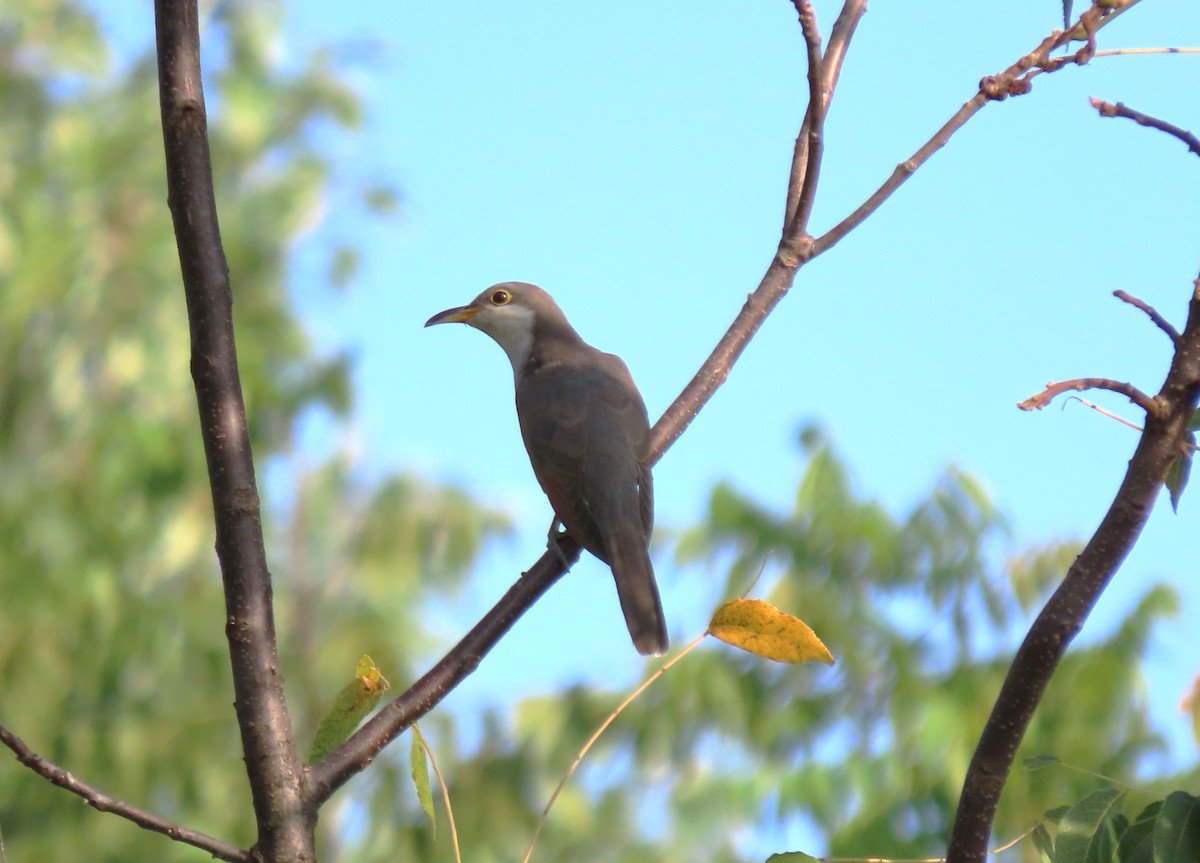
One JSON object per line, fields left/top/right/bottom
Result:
{"left": 1032, "top": 783, "right": 1200, "bottom": 863}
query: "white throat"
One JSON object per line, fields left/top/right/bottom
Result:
{"left": 473, "top": 304, "right": 536, "bottom": 377}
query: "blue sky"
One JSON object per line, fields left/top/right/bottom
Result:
{"left": 284, "top": 0, "right": 1199, "bottom": 734}
{"left": 108, "top": 0, "right": 1199, "bottom": 852}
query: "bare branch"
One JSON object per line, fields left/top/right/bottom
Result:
{"left": 1114, "top": 289, "right": 1180, "bottom": 342}
{"left": 948, "top": 272, "right": 1200, "bottom": 863}
{"left": 784, "top": 0, "right": 865, "bottom": 232}
{"left": 154, "top": 1, "right": 311, "bottom": 857}
{"left": 0, "top": 721, "right": 249, "bottom": 863}
{"left": 813, "top": 95, "right": 985, "bottom": 257}
{"left": 783, "top": 2, "right": 827, "bottom": 237}
{"left": 813, "top": 1, "right": 1135, "bottom": 258}
{"left": 1018, "top": 377, "right": 1157, "bottom": 413}
{"left": 823, "top": 0, "right": 867, "bottom": 98}
{"left": 1090, "top": 97, "right": 1200, "bottom": 156}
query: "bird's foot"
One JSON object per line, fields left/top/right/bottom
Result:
{"left": 546, "top": 519, "right": 572, "bottom": 571}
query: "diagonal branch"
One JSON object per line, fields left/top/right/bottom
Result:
{"left": 948, "top": 273, "right": 1200, "bottom": 863}
{"left": 950, "top": 98, "right": 1200, "bottom": 861}
{"left": 0, "top": 721, "right": 250, "bottom": 863}
{"left": 154, "top": 1, "right": 311, "bottom": 858}
{"left": 812, "top": 0, "right": 1136, "bottom": 258}
{"left": 306, "top": 539, "right": 579, "bottom": 807}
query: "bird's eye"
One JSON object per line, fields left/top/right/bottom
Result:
{"left": 490, "top": 289, "right": 511, "bottom": 306}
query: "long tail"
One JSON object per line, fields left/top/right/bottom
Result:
{"left": 608, "top": 537, "right": 668, "bottom": 656}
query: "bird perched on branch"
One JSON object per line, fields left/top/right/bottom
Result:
{"left": 425, "top": 282, "right": 668, "bottom": 655}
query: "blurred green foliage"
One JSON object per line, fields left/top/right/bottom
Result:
{"left": 0, "top": 2, "right": 504, "bottom": 860}
{"left": 0, "top": 4, "right": 1192, "bottom": 863}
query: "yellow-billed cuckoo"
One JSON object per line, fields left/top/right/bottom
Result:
{"left": 425, "top": 282, "right": 668, "bottom": 656}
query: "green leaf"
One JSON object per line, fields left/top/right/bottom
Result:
{"left": 410, "top": 726, "right": 436, "bottom": 833}
{"left": 1187, "top": 409, "right": 1200, "bottom": 432}
{"left": 1033, "top": 822, "right": 1055, "bottom": 863}
{"left": 364, "top": 184, "right": 401, "bottom": 214}
{"left": 328, "top": 246, "right": 360, "bottom": 290}
{"left": 1117, "top": 800, "right": 1161, "bottom": 863}
{"left": 306, "top": 656, "right": 390, "bottom": 764}
{"left": 1055, "top": 787, "right": 1124, "bottom": 863}
{"left": 1165, "top": 441, "right": 1193, "bottom": 513}
{"left": 765, "top": 854, "right": 819, "bottom": 863}
{"left": 1154, "top": 791, "right": 1200, "bottom": 863}
{"left": 1046, "top": 805, "right": 1073, "bottom": 825}
{"left": 1024, "top": 754, "right": 1062, "bottom": 771}
{"left": 1094, "top": 812, "right": 1127, "bottom": 863}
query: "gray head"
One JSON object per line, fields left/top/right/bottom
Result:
{"left": 425, "top": 282, "right": 577, "bottom": 372}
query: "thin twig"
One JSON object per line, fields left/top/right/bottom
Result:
{"left": 521, "top": 633, "right": 707, "bottom": 863}
{"left": 783, "top": 2, "right": 827, "bottom": 239}
{"left": 154, "top": 1, "right": 310, "bottom": 857}
{"left": 1114, "top": 289, "right": 1180, "bottom": 341}
{"left": 0, "top": 721, "right": 249, "bottom": 863}
{"left": 1093, "top": 47, "right": 1200, "bottom": 58}
{"left": 1090, "top": 97, "right": 1200, "bottom": 156}
{"left": 1018, "top": 377, "right": 1156, "bottom": 414}
{"left": 1062, "top": 396, "right": 1146, "bottom": 433}
{"left": 813, "top": 823, "right": 1036, "bottom": 862}
{"left": 813, "top": 1, "right": 1136, "bottom": 258}
{"left": 412, "top": 724, "right": 461, "bottom": 863}
{"left": 783, "top": 0, "right": 864, "bottom": 232}
{"left": 822, "top": 0, "right": 867, "bottom": 98}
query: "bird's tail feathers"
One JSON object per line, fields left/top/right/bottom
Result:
{"left": 609, "top": 540, "right": 668, "bottom": 656}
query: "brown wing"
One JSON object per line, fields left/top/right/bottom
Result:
{"left": 516, "top": 349, "right": 665, "bottom": 654}
{"left": 515, "top": 349, "right": 651, "bottom": 562}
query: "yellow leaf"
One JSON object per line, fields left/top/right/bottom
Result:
{"left": 708, "top": 599, "right": 834, "bottom": 665}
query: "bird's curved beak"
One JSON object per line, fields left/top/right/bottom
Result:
{"left": 424, "top": 304, "right": 479, "bottom": 327}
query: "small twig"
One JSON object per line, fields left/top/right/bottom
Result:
{"left": 811, "top": 824, "right": 1037, "bottom": 862}
{"left": 0, "top": 721, "right": 249, "bottom": 863}
{"left": 822, "top": 0, "right": 866, "bottom": 98}
{"left": 814, "top": 2, "right": 1134, "bottom": 258}
{"left": 412, "top": 724, "right": 461, "bottom": 863}
{"left": 1062, "top": 396, "right": 1146, "bottom": 433}
{"left": 783, "top": 2, "right": 827, "bottom": 240}
{"left": 783, "top": 0, "right": 865, "bottom": 232}
{"left": 1093, "top": 47, "right": 1200, "bottom": 58}
{"left": 521, "top": 633, "right": 707, "bottom": 863}
{"left": 1114, "top": 289, "right": 1180, "bottom": 341}
{"left": 1018, "top": 377, "right": 1156, "bottom": 414}
{"left": 1090, "top": 97, "right": 1200, "bottom": 156}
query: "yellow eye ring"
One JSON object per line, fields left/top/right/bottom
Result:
{"left": 490, "top": 289, "right": 511, "bottom": 306}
